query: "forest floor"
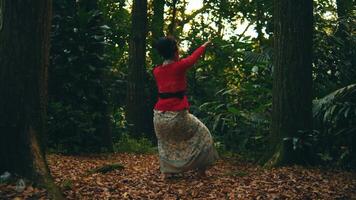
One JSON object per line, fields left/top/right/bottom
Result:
{"left": 1, "top": 153, "right": 356, "bottom": 200}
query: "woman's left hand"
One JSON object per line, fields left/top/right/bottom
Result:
{"left": 202, "top": 40, "right": 211, "bottom": 47}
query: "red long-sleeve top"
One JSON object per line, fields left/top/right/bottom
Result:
{"left": 153, "top": 45, "right": 206, "bottom": 111}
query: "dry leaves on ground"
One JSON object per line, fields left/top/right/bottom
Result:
{"left": 1, "top": 153, "right": 356, "bottom": 199}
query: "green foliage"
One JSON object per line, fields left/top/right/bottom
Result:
{"left": 48, "top": 0, "right": 113, "bottom": 153}
{"left": 312, "top": 84, "right": 356, "bottom": 169}
{"left": 114, "top": 133, "right": 156, "bottom": 154}
{"left": 313, "top": 0, "right": 356, "bottom": 96}
{"left": 47, "top": 101, "right": 101, "bottom": 154}
{"left": 166, "top": 0, "right": 275, "bottom": 161}
{"left": 183, "top": 29, "right": 272, "bottom": 160}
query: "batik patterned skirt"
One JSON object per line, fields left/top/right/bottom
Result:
{"left": 153, "top": 109, "right": 219, "bottom": 173}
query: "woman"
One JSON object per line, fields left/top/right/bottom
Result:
{"left": 152, "top": 36, "right": 218, "bottom": 179}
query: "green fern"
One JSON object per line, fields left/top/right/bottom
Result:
{"left": 313, "top": 83, "right": 356, "bottom": 126}
{"left": 312, "top": 84, "right": 356, "bottom": 168}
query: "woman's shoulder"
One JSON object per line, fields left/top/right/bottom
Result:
{"left": 154, "top": 63, "right": 176, "bottom": 71}
{"left": 153, "top": 65, "right": 161, "bottom": 72}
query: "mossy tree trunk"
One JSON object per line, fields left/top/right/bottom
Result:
{"left": 126, "top": 0, "right": 149, "bottom": 137}
{"left": 265, "top": 0, "right": 313, "bottom": 167}
{"left": 0, "top": 0, "right": 63, "bottom": 199}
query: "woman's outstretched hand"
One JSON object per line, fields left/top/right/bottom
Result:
{"left": 202, "top": 40, "right": 211, "bottom": 47}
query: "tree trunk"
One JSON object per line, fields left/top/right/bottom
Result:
{"left": 126, "top": 0, "right": 149, "bottom": 137}
{"left": 147, "top": 0, "right": 166, "bottom": 141}
{"left": 255, "top": 0, "right": 264, "bottom": 52}
{"left": 265, "top": 0, "right": 313, "bottom": 167}
{"left": 168, "top": 0, "right": 178, "bottom": 37}
{"left": 0, "top": 1, "right": 63, "bottom": 199}
{"left": 335, "top": 0, "right": 355, "bottom": 86}
{"left": 151, "top": 0, "right": 165, "bottom": 65}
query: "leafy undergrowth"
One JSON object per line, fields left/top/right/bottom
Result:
{"left": 1, "top": 153, "right": 356, "bottom": 199}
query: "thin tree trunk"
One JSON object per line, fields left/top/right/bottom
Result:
{"left": 168, "top": 0, "right": 178, "bottom": 37}
{"left": 126, "top": 0, "right": 148, "bottom": 137}
{"left": 151, "top": 0, "right": 165, "bottom": 65}
{"left": 335, "top": 0, "right": 355, "bottom": 85}
{"left": 0, "top": 1, "right": 63, "bottom": 199}
{"left": 255, "top": 1, "right": 264, "bottom": 51}
{"left": 217, "top": 0, "right": 224, "bottom": 36}
{"left": 148, "top": 0, "right": 166, "bottom": 141}
{"left": 265, "top": 0, "right": 313, "bottom": 166}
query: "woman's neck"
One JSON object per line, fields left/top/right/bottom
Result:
{"left": 163, "top": 59, "right": 174, "bottom": 66}
{"left": 162, "top": 52, "right": 179, "bottom": 66}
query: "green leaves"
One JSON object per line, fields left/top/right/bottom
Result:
{"left": 48, "top": 0, "right": 115, "bottom": 154}
{"left": 227, "top": 106, "right": 239, "bottom": 115}
{"left": 312, "top": 84, "right": 356, "bottom": 168}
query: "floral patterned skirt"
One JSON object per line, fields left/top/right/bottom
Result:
{"left": 153, "top": 109, "right": 219, "bottom": 173}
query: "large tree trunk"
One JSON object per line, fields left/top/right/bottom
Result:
{"left": 0, "top": 0, "right": 63, "bottom": 199}
{"left": 265, "top": 0, "right": 313, "bottom": 166}
{"left": 126, "top": 0, "right": 149, "bottom": 137}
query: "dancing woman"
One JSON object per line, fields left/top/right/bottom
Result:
{"left": 152, "top": 37, "right": 219, "bottom": 179}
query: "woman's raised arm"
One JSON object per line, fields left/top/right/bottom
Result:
{"left": 176, "top": 40, "right": 211, "bottom": 71}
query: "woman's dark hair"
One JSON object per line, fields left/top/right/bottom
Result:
{"left": 153, "top": 36, "right": 178, "bottom": 60}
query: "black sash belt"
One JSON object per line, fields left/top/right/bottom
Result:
{"left": 158, "top": 91, "right": 186, "bottom": 99}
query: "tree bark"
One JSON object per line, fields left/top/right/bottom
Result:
{"left": 168, "top": 0, "right": 178, "bottom": 37}
{"left": 151, "top": 0, "right": 165, "bottom": 65}
{"left": 0, "top": 0, "right": 63, "bottom": 199}
{"left": 126, "top": 0, "right": 149, "bottom": 137}
{"left": 265, "top": 0, "right": 313, "bottom": 166}
{"left": 255, "top": 0, "right": 264, "bottom": 51}
{"left": 335, "top": 0, "right": 355, "bottom": 85}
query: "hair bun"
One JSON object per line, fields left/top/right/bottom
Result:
{"left": 153, "top": 36, "right": 178, "bottom": 60}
